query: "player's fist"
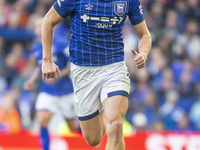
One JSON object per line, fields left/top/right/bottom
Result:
{"left": 42, "top": 60, "right": 60, "bottom": 83}
{"left": 132, "top": 49, "right": 147, "bottom": 69}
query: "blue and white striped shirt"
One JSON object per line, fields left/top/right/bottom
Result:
{"left": 54, "top": 0, "right": 144, "bottom": 66}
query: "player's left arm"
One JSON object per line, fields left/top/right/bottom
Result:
{"left": 128, "top": 0, "right": 152, "bottom": 69}
{"left": 132, "top": 20, "right": 152, "bottom": 69}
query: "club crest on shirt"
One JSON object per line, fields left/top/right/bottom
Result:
{"left": 114, "top": 1, "right": 127, "bottom": 16}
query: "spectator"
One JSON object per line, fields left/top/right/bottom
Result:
{"left": 189, "top": 98, "right": 200, "bottom": 130}
{"left": 152, "top": 120, "right": 165, "bottom": 131}
{"left": 144, "top": 91, "right": 159, "bottom": 126}
{"left": 159, "top": 90, "right": 184, "bottom": 130}
{"left": 176, "top": 113, "right": 195, "bottom": 131}
{"left": 0, "top": 89, "right": 21, "bottom": 133}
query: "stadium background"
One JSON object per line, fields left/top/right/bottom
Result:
{"left": 0, "top": 0, "right": 200, "bottom": 149}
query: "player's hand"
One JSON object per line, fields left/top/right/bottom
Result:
{"left": 42, "top": 60, "right": 60, "bottom": 83}
{"left": 23, "top": 80, "right": 34, "bottom": 91}
{"left": 132, "top": 49, "right": 147, "bottom": 69}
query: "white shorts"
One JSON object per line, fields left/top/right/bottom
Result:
{"left": 35, "top": 92, "right": 77, "bottom": 120}
{"left": 71, "top": 61, "right": 130, "bottom": 121}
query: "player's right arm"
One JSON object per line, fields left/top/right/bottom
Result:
{"left": 42, "top": 0, "right": 76, "bottom": 83}
{"left": 41, "top": 6, "right": 63, "bottom": 83}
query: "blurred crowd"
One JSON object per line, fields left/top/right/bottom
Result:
{"left": 0, "top": 0, "right": 200, "bottom": 134}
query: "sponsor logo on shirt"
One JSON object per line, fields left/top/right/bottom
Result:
{"left": 85, "top": 4, "right": 93, "bottom": 10}
{"left": 96, "top": 23, "right": 113, "bottom": 29}
{"left": 81, "top": 14, "right": 126, "bottom": 28}
{"left": 81, "top": 14, "right": 125, "bottom": 24}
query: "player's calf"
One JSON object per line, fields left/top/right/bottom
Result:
{"left": 80, "top": 111, "right": 105, "bottom": 147}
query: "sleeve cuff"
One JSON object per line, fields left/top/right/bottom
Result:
{"left": 54, "top": 3, "right": 67, "bottom": 18}
{"left": 130, "top": 16, "right": 144, "bottom": 25}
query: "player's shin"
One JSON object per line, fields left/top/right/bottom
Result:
{"left": 40, "top": 127, "right": 50, "bottom": 150}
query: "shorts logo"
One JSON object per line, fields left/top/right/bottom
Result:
{"left": 114, "top": 1, "right": 127, "bottom": 16}
{"left": 139, "top": 4, "right": 143, "bottom": 15}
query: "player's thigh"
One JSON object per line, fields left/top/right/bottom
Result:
{"left": 103, "top": 95, "right": 128, "bottom": 124}
{"left": 35, "top": 92, "right": 57, "bottom": 126}
{"left": 58, "top": 93, "right": 77, "bottom": 120}
{"left": 71, "top": 63, "right": 103, "bottom": 119}
{"left": 79, "top": 111, "right": 104, "bottom": 140}
{"left": 100, "top": 61, "right": 130, "bottom": 104}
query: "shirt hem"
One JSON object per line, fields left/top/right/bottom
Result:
{"left": 70, "top": 59, "right": 124, "bottom": 67}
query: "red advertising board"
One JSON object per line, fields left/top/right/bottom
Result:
{"left": 1, "top": 131, "right": 200, "bottom": 150}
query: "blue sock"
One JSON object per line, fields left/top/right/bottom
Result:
{"left": 40, "top": 127, "right": 49, "bottom": 150}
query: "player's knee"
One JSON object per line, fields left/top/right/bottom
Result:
{"left": 38, "top": 117, "right": 50, "bottom": 127}
{"left": 37, "top": 111, "right": 51, "bottom": 127}
{"left": 107, "top": 120, "right": 123, "bottom": 140}
{"left": 84, "top": 135, "right": 102, "bottom": 147}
